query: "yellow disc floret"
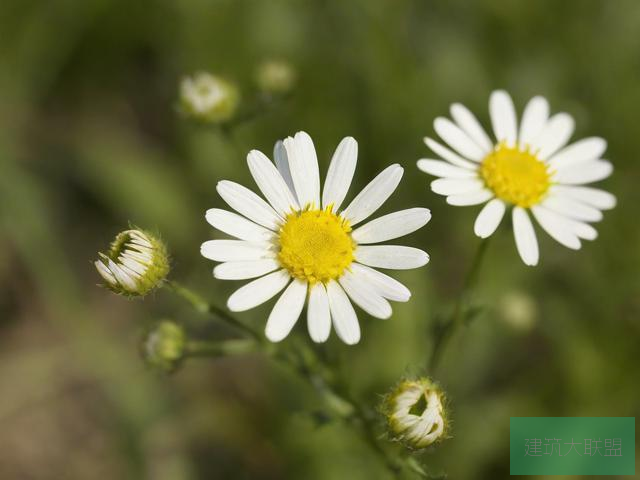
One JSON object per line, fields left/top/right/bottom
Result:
{"left": 278, "top": 207, "right": 354, "bottom": 284}
{"left": 480, "top": 143, "right": 552, "bottom": 207}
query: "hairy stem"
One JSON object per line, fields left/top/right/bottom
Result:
{"left": 185, "top": 338, "right": 258, "bottom": 357}
{"left": 428, "top": 238, "right": 490, "bottom": 371}
{"left": 164, "top": 280, "right": 425, "bottom": 478}
{"left": 166, "top": 280, "right": 261, "bottom": 341}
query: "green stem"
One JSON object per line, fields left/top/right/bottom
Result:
{"left": 185, "top": 338, "right": 258, "bottom": 357}
{"left": 428, "top": 238, "right": 490, "bottom": 372}
{"left": 222, "top": 91, "right": 290, "bottom": 130}
{"left": 165, "top": 280, "right": 425, "bottom": 478}
{"left": 166, "top": 280, "right": 261, "bottom": 341}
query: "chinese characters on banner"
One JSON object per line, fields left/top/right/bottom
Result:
{"left": 525, "top": 438, "right": 622, "bottom": 456}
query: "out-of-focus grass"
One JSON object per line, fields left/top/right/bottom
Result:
{"left": 1, "top": 0, "right": 639, "bottom": 478}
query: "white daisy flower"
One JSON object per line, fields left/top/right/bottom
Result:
{"left": 201, "top": 131, "right": 431, "bottom": 344}
{"left": 417, "top": 90, "right": 616, "bottom": 266}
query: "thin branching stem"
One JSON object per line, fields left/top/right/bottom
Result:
{"left": 428, "top": 238, "right": 491, "bottom": 372}
{"left": 164, "top": 280, "right": 427, "bottom": 478}
{"left": 166, "top": 280, "right": 261, "bottom": 341}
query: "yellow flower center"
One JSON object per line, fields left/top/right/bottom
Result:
{"left": 480, "top": 143, "right": 552, "bottom": 207}
{"left": 277, "top": 207, "right": 354, "bottom": 284}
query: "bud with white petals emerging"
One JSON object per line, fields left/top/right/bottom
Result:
{"left": 142, "top": 320, "right": 186, "bottom": 373}
{"left": 256, "top": 59, "right": 296, "bottom": 95}
{"left": 381, "top": 377, "right": 449, "bottom": 450}
{"left": 179, "top": 72, "right": 239, "bottom": 123}
{"left": 95, "top": 229, "right": 169, "bottom": 297}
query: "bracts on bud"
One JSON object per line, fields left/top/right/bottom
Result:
{"left": 141, "top": 320, "right": 186, "bottom": 373}
{"left": 381, "top": 377, "right": 450, "bottom": 450}
{"left": 95, "top": 229, "right": 169, "bottom": 297}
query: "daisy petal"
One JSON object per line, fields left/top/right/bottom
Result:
{"left": 512, "top": 207, "right": 539, "bottom": 266}
{"left": 108, "top": 259, "right": 136, "bottom": 289}
{"left": 283, "top": 131, "right": 321, "bottom": 208}
{"left": 308, "top": 283, "right": 331, "bottom": 343}
{"left": 532, "top": 113, "right": 575, "bottom": 160}
{"left": 450, "top": 103, "right": 493, "bottom": 152}
{"left": 350, "top": 263, "right": 411, "bottom": 302}
{"left": 446, "top": 189, "right": 493, "bottom": 206}
{"left": 518, "top": 96, "right": 549, "bottom": 149}
{"left": 431, "top": 178, "right": 485, "bottom": 196}
{"left": 247, "top": 149, "right": 299, "bottom": 215}
{"left": 339, "top": 269, "right": 392, "bottom": 319}
{"left": 355, "top": 245, "right": 429, "bottom": 270}
{"left": 570, "top": 219, "right": 598, "bottom": 241}
{"left": 547, "top": 137, "right": 607, "bottom": 170}
{"left": 227, "top": 269, "right": 290, "bottom": 312}
{"left": 217, "top": 180, "right": 282, "bottom": 230}
{"left": 534, "top": 205, "right": 598, "bottom": 243}
{"left": 417, "top": 159, "right": 477, "bottom": 179}
{"left": 434, "top": 117, "right": 486, "bottom": 161}
{"left": 352, "top": 208, "right": 431, "bottom": 244}
{"left": 541, "top": 196, "right": 603, "bottom": 222}
{"left": 423, "top": 137, "right": 478, "bottom": 169}
{"left": 534, "top": 213, "right": 598, "bottom": 241}
{"left": 473, "top": 198, "right": 506, "bottom": 238}
{"left": 489, "top": 90, "right": 518, "bottom": 147}
{"left": 342, "top": 164, "right": 404, "bottom": 226}
{"left": 549, "top": 185, "right": 616, "bottom": 210}
{"left": 265, "top": 279, "right": 307, "bottom": 342}
{"left": 200, "top": 240, "right": 273, "bottom": 262}
{"left": 205, "top": 208, "right": 274, "bottom": 241}
{"left": 95, "top": 261, "right": 116, "bottom": 284}
{"left": 274, "top": 140, "right": 297, "bottom": 201}
{"left": 553, "top": 160, "right": 613, "bottom": 185}
{"left": 531, "top": 206, "right": 581, "bottom": 250}
{"left": 326, "top": 281, "right": 361, "bottom": 345}
{"left": 213, "top": 259, "right": 280, "bottom": 280}
{"left": 322, "top": 136, "right": 358, "bottom": 211}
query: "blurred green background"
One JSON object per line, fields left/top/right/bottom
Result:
{"left": 1, "top": 0, "right": 639, "bottom": 478}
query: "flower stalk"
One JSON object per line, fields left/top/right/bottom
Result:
{"left": 428, "top": 238, "right": 490, "bottom": 371}
{"left": 166, "top": 280, "right": 261, "bottom": 341}
{"left": 163, "top": 280, "right": 431, "bottom": 478}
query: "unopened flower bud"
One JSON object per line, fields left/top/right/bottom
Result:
{"left": 382, "top": 377, "right": 449, "bottom": 449}
{"left": 256, "top": 59, "right": 296, "bottom": 95}
{"left": 142, "top": 321, "right": 186, "bottom": 373}
{"left": 95, "top": 229, "right": 169, "bottom": 297}
{"left": 179, "top": 72, "right": 239, "bottom": 123}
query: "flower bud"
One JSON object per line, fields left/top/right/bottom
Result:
{"left": 95, "top": 229, "right": 169, "bottom": 297}
{"left": 142, "top": 321, "right": 186, "bottom": 373}
{"left": 256, "top": 59, "right": 296, "bottom": 95}
{"left": 179, "top": 72, "right": 239, "bottom": 123}
{"left": 381, "top": 377, "right": 449, "bottom": 450}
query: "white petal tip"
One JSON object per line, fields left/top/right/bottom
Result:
{"left": 474, "top": 229, "right": 492, "bottom": 239}
{"left": 310, "top": 335, "right": 329, "bottom": 344}
{"left": 265, "top": 331, "right": 287, "bottom": 343}
{"left": 212, "top": 266, "right": 224, "bottom": 279}
{"left": 391, "top": 163, "right": 404, "bottom": 173}
{"left": 491, "top": 89, "right": 509, "bottom": 98}
{"left": 226, "top": 298, "right": 248, "bottom": 312}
